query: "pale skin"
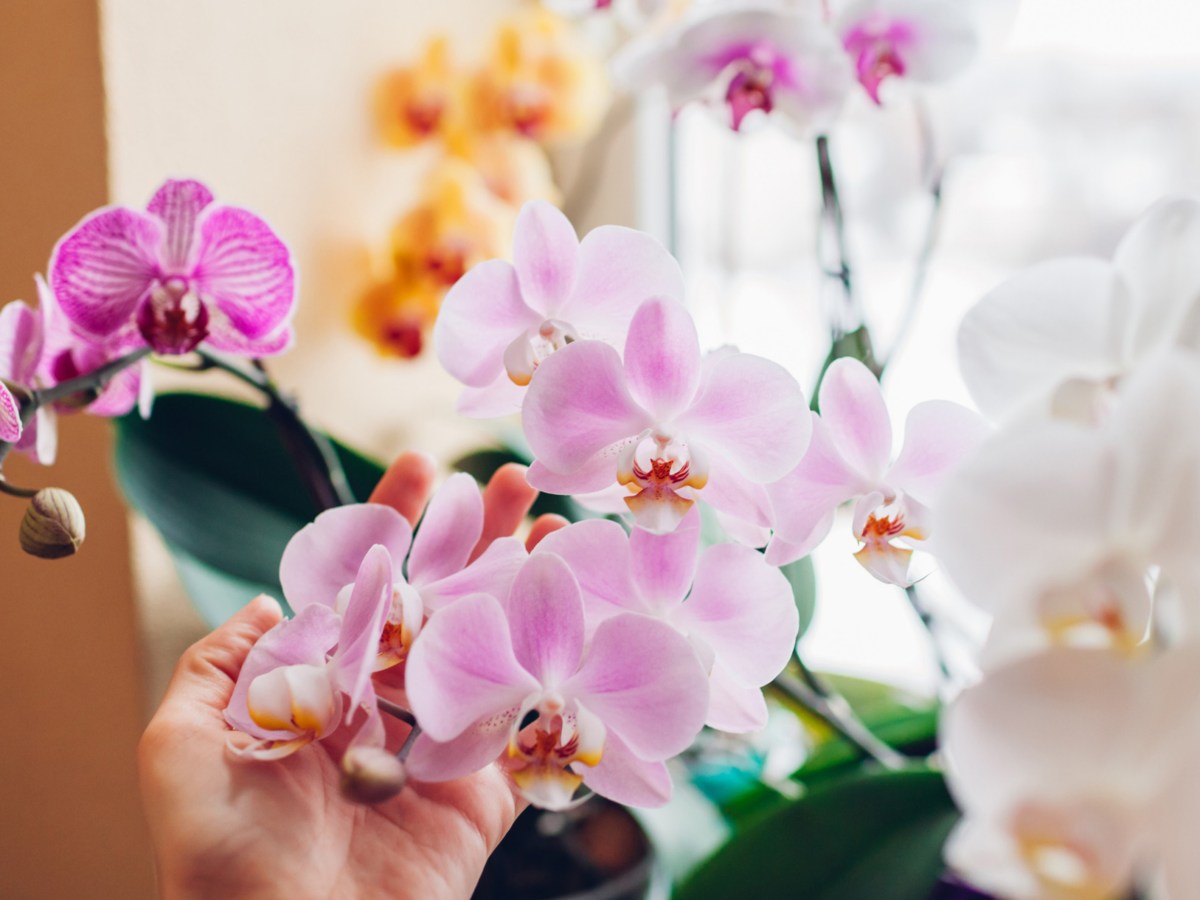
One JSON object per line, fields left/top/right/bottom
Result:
{"left": 139, "top": 455, "right": 566, "bottom": 899}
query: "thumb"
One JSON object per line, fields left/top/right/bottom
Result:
{"left": 158, "top": 594, "right": 284, "bottom": 721}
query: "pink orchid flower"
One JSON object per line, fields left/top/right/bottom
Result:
{"left": 833, "top": 0, "right": 980, "bottom": 104}
{"left": 523, "top": 296, "right": 810, "bottom": 535}
{"left": 767, "top": 357, "right": 987, "bottom": 585}
{"left": 434, "top": 200, "right": 683, "bottom": 418}
{"left": 613, "top": 4, "right": 853, "bottom": 132}
{"left": 280, "top": 475, "right": 527, "bottom": 671}
{"left": 50, "top": 178, "right": 295, "bottom": 357}
{"left": 404, "top": 552, "right": 709, "bottom": 810}
{"left": 0, "top": 300, "right": 48, "bottom": 458}
{"left": 534, "top": 510, "right": 799, "bottom": 732}
{"left": 224, "top": 545, "right": 394, "bottom": 760}
{"left": 0, "top": 381, "right": 18, "bottom": 445}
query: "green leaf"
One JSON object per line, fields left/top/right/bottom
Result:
{"left": 678, "top": 769, "right": 958, "bottom": 900}
{"left": 114, "top": 392, "right": 385, "bottom": 623}
{"left": 169, "top": 541, "right": 285, "bottom": 625}
{"left": 780, "top": 555, "right": 817, "bottom": 639}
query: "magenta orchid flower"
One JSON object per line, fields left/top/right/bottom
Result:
{"left": 404, "top": 552, "right": 709, "bottom": 810}
{"left": 224, "top": 545, "right": 393, "bottom": 760}
{"left": 767, "top": 357, "right": 987, "bottom": 585}
{"left": 832, "top": 0, "right": 980, "bottom": 104}
{"left": 534, "top": 510, "right": 799, "bottom": 732}
{"left": 50, "top": 178, "right": 295, "bottom": 357}
{"left": 523, "top": 297, "right": 810, "bottom": 534}
{"left": 0, "top": 382, "right": 18, "bottom": 445}
{"left": 0, "top": 299, "right": 50, "bottom": 459}
{"left": 434, "top": 200, "right": 684, "bottom": 418}
{"left": 613, "top": 4, "right": 853, "bottom": 132}
{"left": 279, "top": 476, "right": 527, "bottom": 670}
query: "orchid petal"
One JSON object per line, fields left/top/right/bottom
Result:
{"left": 522, "top": 340, "right": 652, "bottom": 474}
{"left": 512, "top": 201, "right": 580, "bottom": 314}
{"left": 527, "top": 445, "right": 633, "bottom": 495}
{"left": 622, "top": 298, "right": 701, "bottom": 420}
{"left": 565, "top": 614, "right": 707, "bottom": 760}
{"left": 333, "top": 545, "right": 394, "bottom": 714}
{"left": 408, "top": 473, "right": 485, "bottom": 586}
{"left": 405, "top": 593, "right": 540, "bottom": 742}
{"left": 673, "top": 543, "right": 798, "bottom": 688}
{"left": 578, "top": 729, "right": 673, "bottom": 808}
{"left": 227, "top": 734, "right": 315, "bottom": 761}
{"left": 887, "top": 400, "right": 989, "bottom": 507}
{"left": 532, "top": 519, "right": 642, "bottom": 616}
{"left": 49, "top": 206, "right": 160, "bottom": 339}
{"left": 507, "top": 553, "right": 586, "bottom": 688}
{"left": 146, "top": 179, "right": 214, "bottom": 270}
{"left": 435, "top": 260, "right": 540, "bottom": 388}
{"left": 192, "top": 205, "right": 295, "bottom": 341}
{"left": 224, "top": 604, "right": 341, "bottom": 739}
{"left": 560, "top": 226, "right": 685, "bottom": 346}
{"left": 816, "top": 358, "right": 893, "bottom": 481}
{"left": 706, "top": 660, "right": 770, "bottom": 733}
{"left": 279, "top": 504, "right": 412, "bottom": 614}
{"left": 678, "top": 347, "right": 810, "bottom": 483}
{"left": 698, "top": 451, "right": 774, "bottom": 531}
{"left": 957, "top": 258, "right": 1129, "bottom": 423}
{"left": 0, "top": 383, "right": 21, "bottom": 442}
{"left": 0, "top": 300, "right": 43, "bottom": 382}
{"left": 405, "top": 724, "right": 512, "bottom": 782}
{"left": 419, "top": 536, "right": 527, "bottom": 613}
{"left": 25, "top": 406, "right": 58, "bottom": 466}
{"left": 629, "top": 509, "right": 700, "bottom": 613}
{"left": 202, "top": 316, "right": 293, "bottom": 357}
{"left": 85, "top": 361, "right": 143, "bottom": 418}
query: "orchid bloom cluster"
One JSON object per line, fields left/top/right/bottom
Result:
{"left": 609, "top": 0, "right": 998, "bottom": 131}
{"left": 0, "top": 178, "right": 295, "bottom": 466}
{"left": 358, "top": 8, "right": 608, "bottom": 360}
{"left": 932, "top": 197, "right": 1200, "bottom": 898}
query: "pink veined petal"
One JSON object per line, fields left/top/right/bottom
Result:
{"left": 332, "top": 545, "right": 394, "bottom": 714}
{"left": 532, "top": 519, "right": 642, "bottom": 616}
{"left": 559, "top": 226, "right": 685, "bottom": 346}
{"left": 408, "top": 472, "right": 485, "bottom": 587}
{"left": 279, "top": 504, "right": 412, "bottom": 614}
{"left": 0, "top": 383, "right": 21, "bottom": 442}
{"left": 49, "top": 206, "right": 161, "bottom": 339}
{"left": 526, "top": 441, "right": 635, "bottom": 495}
{"left": 817, "top": 357, "right": 893, "bottom": 482}
{"left": 0, "top": 300, "right": 44, "bottom": 382}
{"left": 522, "top": 340, "right": 652, "bottom": 474}
{"left": 404, "top": 721, "right": 513, "bottom": 782}
{"left": 436, "top": 260, "right": 541, "bottom": 388}
{"left": 418, "top": 536, "right": 527, "bottom": 613}
{"left": 577, "top": 728, "right": 673, "bottom": 808}
{"left": 672, "top": 542, "right": 798, "bottom": 688}
{"left": 506, "top": 553, "right": 587, "bottom": 688}
{"left": 224, "top": 604, "right": 341, "bottom": 739}
{"left": 203, "top": 312, "right": 293, "bottom": 357}
{"left": 767, "top": 412, "right": 862, "bottom": 553}
{"left": 86, "top": 360, "right": 143, "bottom": 418}
{"left": 512, "top": 201, "right": 580, "bottom": 314}
{"left": 622, "top": 297, "right": 702, "bottom": 420}
{"left": 887, "top": 400, "right": 989, "bottom": 508}
{"left": 145, "top": 178, "right": 214, "bottom": 271}
{"left": 565, "top": 613, "right": 708, "bottom": 761}
{"left": 679, "top": 347, "right": 810, "bottom": 483}
{"left": 705, "top": 659, "right": 769, "bottom": 733}
{"left": 628, "top": 507, "right": 700, "bottom": 614}
{"left": 191, "top": 205, "right": 295, "bottom": 341}
{"left": 405, "top": 593, "right": 540, "bottom": 742}
{"left": 456, "top": 376, "right": 526, "bottom": 419}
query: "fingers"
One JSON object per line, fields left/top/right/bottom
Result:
{"left": 526, "top": 514, "right": 569, "bottom": 552}
{"left": 158, "top": 594, "right": 283, "bottom": 719}
{"left": 370, "top": 450, "right": 439, "bottom": 525}
{"left": 470, "top": 463, "right": 538, "bottom": 562}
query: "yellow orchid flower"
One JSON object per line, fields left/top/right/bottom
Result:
{"left": 375, "top": 36, "right": 460, "bottom": 148}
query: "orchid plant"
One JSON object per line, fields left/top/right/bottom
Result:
{"left": 8, "top": 19, "right": 1200, "bottom": 896}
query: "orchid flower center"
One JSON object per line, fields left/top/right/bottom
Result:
{"left": 504, "top": 318, "right": 578, "bottom": 386}
{"left": 844, "top": 18, "right": 914, "bottom": 104}
{"left": 1038, "top": 565, "right": 1149, "bottom": 656}
{"left": 504, "top": 84, "right": 553, "bottom": 139}
{"left": 714, "top": 42, "right": 787, "bottom": 130}
{"left": 136, "top": 276, "right": 209, "bottom": 355}
{"left": 726, "top": 69, "right": 774, "bottom": 130}
{"left": 505, "top": 700, "right": 605, "bottom": 811}
{"left": 852, "top": 495, "right": 926, "bottom": 585}
{"left": 618, "top": 429, "right": 709, "bottom": 533}
{"left": 1010, "top": 802, "right": 1126, "bottom": 900}
{"left": 246, "top": 663, "right": 340, "bottom": 739}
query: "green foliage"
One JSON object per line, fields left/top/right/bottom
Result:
{"left": 114, "top": 392, "right": 384, "bottom": 624}
{"left": 677, "top": 768, "right": 958, "bottom": 900}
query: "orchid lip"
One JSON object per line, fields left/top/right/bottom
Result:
{"left": 136, "top": 277, "right": 209, "bottom": 355}
{"left": 504, "top": 318, "right": 579, "bottom": 386}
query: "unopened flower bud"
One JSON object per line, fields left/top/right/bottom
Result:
{"left": 340, "top": 746, "right": 407, "bottom": 805}
{"left": 20, "top": 488, "right": 86, "bottom": 559}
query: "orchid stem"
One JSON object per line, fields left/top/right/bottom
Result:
{"left": 397, "top": 723, "right": 422, "bottom": 763}
{"left": 904, "top": 583, "right": 953, "bottom": 682}
{"left": 196, "top": 351, "right": 354, "bottom": 511}
{"left": 775, "top": 658, "right": 906, "bottom": 770}
{"left": 377, "top": 697, "right": 417, "bottom": 727}
{"left": 0, "top": 478, "right": 38, "bottom": 499}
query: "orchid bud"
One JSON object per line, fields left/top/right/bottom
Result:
{"left": 340, "top": 745, "right": 407, "bottom": 805}
{"left": 19, "top": 488, "right": 86, "bottom": 559}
